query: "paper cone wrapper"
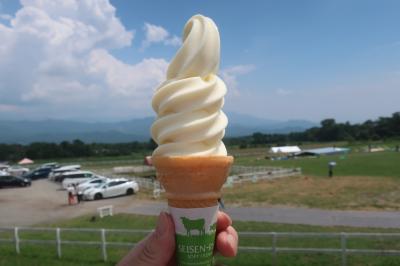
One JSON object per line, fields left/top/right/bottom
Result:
{"left": 153, "top": 156, "right": 234, "bottom": 266}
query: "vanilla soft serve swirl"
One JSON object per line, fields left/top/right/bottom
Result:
{"left": 151, "top": 14, "right": 228, "bottom": 156}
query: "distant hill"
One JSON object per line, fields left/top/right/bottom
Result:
{"left": 0, "top": 113, "right": 316, "bottom": 144}
{"left": 227, "top": 112, "right": 317, "bottom": 137}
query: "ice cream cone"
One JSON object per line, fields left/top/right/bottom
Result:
{"left": 153, "top": 155, "right": 233, "bottom": 266}
{"left": 153, "top": 155, "right": 233, "bottom": 207}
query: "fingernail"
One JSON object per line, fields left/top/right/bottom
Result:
{"left": 155, "top": 212, "right": 168, "bottom": 238}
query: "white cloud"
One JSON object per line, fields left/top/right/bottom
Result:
{"left": 221, "top": 64, "right": 255, "bottom": 96}
{"left": 87, "top": 49, "right": 168, "bottom": 97}
{"left": 143, "top": 23, "right": 169, "bottom": 44}
{"left": 164, "top": 35, "right": 181, "bottom": 46}
{"left": 0, "top": 14, "right": 12, "bottom": 20}
{"left": 0, "top": 0, "right": 169, "bottom": 121}
{"left": 142, "top": 22, "right": 181, "bottom": 49}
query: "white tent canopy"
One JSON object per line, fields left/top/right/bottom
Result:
{"left": 270, "top": 146, "right": 301, "bottom": 154}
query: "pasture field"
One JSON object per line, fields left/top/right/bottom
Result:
{"left": 1, "top": 214, "right": 400, "bottom": 265}
{"left": 30, "top": 155, "right": 145, "bottom": 172}
{"left": 234, "top": 150, "right": 400, "bottom": 178}
{"left": 27, "top": 140, "right": 400, "bottom": 178}
{"left": 222, "top": 175, "right": 400, "bottom": 210}
{"left": 227, "top": 148, "right": 400, "bottom": 209}
{"left": 24, "top": 143, "right": 400, "bottom": 210}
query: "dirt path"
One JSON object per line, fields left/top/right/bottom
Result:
{"left": 121, "top": 202, "right": 400, "bottom": 229}
{"left": 0, "top": 180, "right": 143, "bottom": 227}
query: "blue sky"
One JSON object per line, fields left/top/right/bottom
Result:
{"left": 0, "top": 0, "right": 399, "bottom": 123}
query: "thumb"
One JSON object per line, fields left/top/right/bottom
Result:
{"left": 118, "top": 212, "right": 176, "bottom": 266}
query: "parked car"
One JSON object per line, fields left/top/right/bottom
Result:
{"left": 61, "top": 170, "right": 97, "bottom": 189}
{"left": 0, "top": 175, "right": 31, "bottom": 188}
{"left": 0, "top": 170, "right": 8, "bottom": 176}
{"left": 49, "top": 165, "right": 81, "bottom": 181}
{"left": 0, "top": 164, "right": 10, "bottom": 171}
{"left": 77, "top": 176, "right": 109, "bottom": 193}
{"left": 7, "top": 165, "right": 30, "bottom": 177}
{"left": 83, "top": 179, "right": 139, "bottom": 200}
{"left": 23, "top": 167, "right": 53, "bottom": 180}
{"left": 39, "top": 162, "right": 59, "bottom": 169}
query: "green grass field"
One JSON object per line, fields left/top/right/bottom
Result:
{"left": 234, "top": 151, "right": 400, "bottom": 178}
{"left": 226, "top": 148, "right": 400, "bottom": 209}
{"left": 28, "top": 140, "right": 400, "bottom": 178}
{"left": 25, "top": 146, "right": 400, "bottom": 210}
{"left": 36, "top": 143, "right": 400, "bottom": 178}
{"left": 222, "top": 175, "right": 400, "bottom": 210}
{"left": 2, "top": 214, "right": 400, "bottom": 265}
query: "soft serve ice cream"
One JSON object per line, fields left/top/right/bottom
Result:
{"left": 151, "top": 14, "right": 228, "bottom": 156}
{"left": 151, "top": 15, "right": 234, "bottom": 266}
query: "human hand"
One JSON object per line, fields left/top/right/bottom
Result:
{"left": 117, "top": 211, "right": 238, "bottom": 266}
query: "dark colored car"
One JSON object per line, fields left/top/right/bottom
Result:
{"left": 23, "top": 167, "right": 53, "bottom": 180}
{"left": 0, "top": 175, "right": 31, "bottom": 188}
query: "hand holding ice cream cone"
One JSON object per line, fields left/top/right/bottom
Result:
{"left": 151, "top": 14, "right": 234, "bottom": 266}
{"left": 117, "top": 211, "right": 238, "bottom": 266}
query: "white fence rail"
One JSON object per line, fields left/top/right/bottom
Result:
{"left": 1, "top": 227, "right": 400, "bottom": 265}
{"left": 115, "top": 166, "right": 301, "bottom": 197}
{"left": 113, "top": 165, "right": 155, "bottom": 174}
{"left": 225, "top": 168, "right": 302, "bottom": 187}
{"left": 231, "top": 165, "right": 284, "bottom": 174}
{"left": 130, "top": 176, "right": 162, "bottom": 191}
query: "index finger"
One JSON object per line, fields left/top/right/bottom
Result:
{"left": 217, "top": 211, "right": 232, "bottom": 232}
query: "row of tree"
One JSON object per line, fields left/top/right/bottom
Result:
{"left": 0, "top": 139, "right": 156, "bottom": 162}
{"left": 225, "top": 112, "right": 400, "bottom": 147}
{"left": 0, "top": 112, "right": 398, "bottom": 162}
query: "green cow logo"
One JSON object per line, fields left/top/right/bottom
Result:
{"left": 180, "top": 217, "right": 205, "bottom": 236}
{"left": 209, "top": 222, "right": 216, "bottom": 232}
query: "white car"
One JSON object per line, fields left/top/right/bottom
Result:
{"left": 7, "top": 166, "right": 30, "bottom": 177}
{"left": 0, "top": 170, "right": 8, "bottom": 176}
{"left": 39, "top": 162, "right": 59, "bottom": 169}
{"left": 77, "top": 176, "right": 109, "bottom": 193}
{"left": 83, "top": 179, "right": 139, "bottom": 200}
{"left": 61, "top": 170, "right": 96, "bottom": 189}
{"left": 0, "top": 164, "right": 10, "bottom": 171}
{"left": 49, "top": 165, "right": 81, "bottom": 181}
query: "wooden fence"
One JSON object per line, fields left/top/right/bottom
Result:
{"left": 1, "top": 227, "right": 400, "bottom": 266}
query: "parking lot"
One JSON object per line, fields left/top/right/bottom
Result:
{"left": 0, "top": 180, "right": 143, "bottom": 226}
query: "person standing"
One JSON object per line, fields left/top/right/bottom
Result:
{"left": 67, "top": 186, "right": 75, "bottom": 205}
{"left": 73, "top": 184, "right": 80, "bottom": 204}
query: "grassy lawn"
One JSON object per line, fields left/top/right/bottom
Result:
{"left": 234, "top": 151, "right": 400, "bottom": 178}
{"left": 24, "top": 145, "right": 400, "bottom": 210}
{"left": 2, "top": 214, "right": 400, "bottom": 265}
{"left": 224, "top": 147, "right": 400, "bottom": 210}
{"left": 28, "top": 142, "right": 400, "bottom": 178}
{"left": 35, "top": 149, "right": 400, "bottom": 210}
{"left": 222, "top": 175, "right": 400, "bottom": 210}
{"left": 29, "top": 154, "right": 148, "bottom": 170}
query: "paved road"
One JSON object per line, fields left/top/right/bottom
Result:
{"left": 122, "top": 202, "right": 400, "bottom": 229}
{"left": 2, "top": 180, "right": 400, "bottom": 229}
{"left": 0, "top": 180, "right": 138, "bottom": 227}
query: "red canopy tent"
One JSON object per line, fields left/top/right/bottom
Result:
{"left": 18, "top": 158, "right": 34, "bottom": 165}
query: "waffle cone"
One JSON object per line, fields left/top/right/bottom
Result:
{"left": 152, "top": 156, "right": 234, "bottom": 208}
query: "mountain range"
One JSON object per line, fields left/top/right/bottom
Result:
{"left": 0, "top": 112, "right": 317, "bottom": 144}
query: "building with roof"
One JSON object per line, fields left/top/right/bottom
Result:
{"left": 269, "top": 146, "right": 301, "bottom": 154}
